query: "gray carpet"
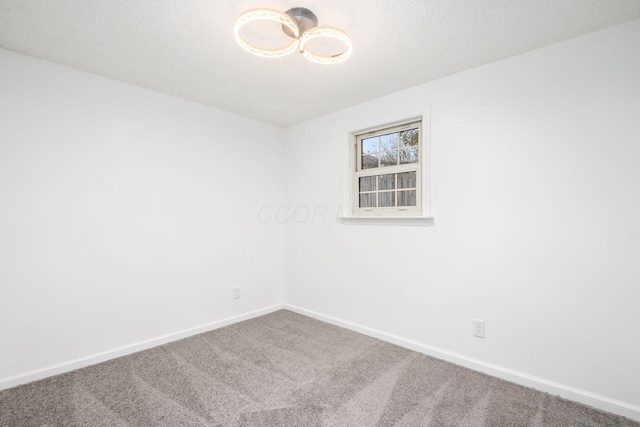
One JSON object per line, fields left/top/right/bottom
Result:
{"left": 0, "top": 310, "right": 638, "bottom": 426}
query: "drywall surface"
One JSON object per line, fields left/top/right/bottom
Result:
{"left": 284, "top": 20, "right": 640, "bottom": 412}
{"left": 0, "top": 48, "right": 285, "bottom": 382}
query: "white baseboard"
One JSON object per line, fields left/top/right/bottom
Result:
{"left": 0, "top": 304, "right": 284, "bottom": 391}
{"left": 284, "top": 304, "right": 640, "bottom": 422}
{"left": 3, "top": 302, "right": 638, "bottom": 422}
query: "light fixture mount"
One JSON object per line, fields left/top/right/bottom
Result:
{"left": 234, "top": 6, "right": 352, "bottom": 65}
{"left": 282, "top": 8, "right": 318, "bottom": 38}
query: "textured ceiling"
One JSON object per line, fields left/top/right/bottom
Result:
{"left": 1, "top": 0, "right": 640, "bottom": 126}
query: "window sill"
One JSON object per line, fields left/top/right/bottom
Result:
{"left": 338, "top": 216, "right": 434, "bottom": 226}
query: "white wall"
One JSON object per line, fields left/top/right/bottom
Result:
{"left": 284, "top": 19, "right": 640, "bottom": 415}
{"left": 1, "top": 17, "right": 639, "bottom": 420}
{"left": 0, "top": 49, "right": 285, "bottom": 383}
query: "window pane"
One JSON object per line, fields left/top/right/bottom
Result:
{"left": 362, "top": 152, "right": 379, "bottom": 169}
{"left": 380, "top": 150, "right": 398, "bottom": 167}
{"left": 378, "top": 174, "right": 395, "bottom": 191}
{"left": 398, "top": 171, "right": 416, "bottom": 188}
{"left": 359, "top": 176, "right": 376, "bottom": 192}
{"left": 378, "top": 191, "right": 395, "bottom": 207}
{"left": 399, "top": 128, "right": 419, "bottom": 147}
{"left": 379, "top": 133, "right": 398, "bottom": 151}
{"left": 359, "top": 193, "right": 376, "bottom": 208}
{"left": 400, "top": 147, "right": 419, "bottom": 164}
{"left": 397, "top": 190, "right": 417, "bottom": 206}
{"left": 362, "top": 137, "right": 378, "bottom": 154}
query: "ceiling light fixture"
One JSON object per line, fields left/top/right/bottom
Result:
{"left": 234, "top": 7, "right": 352, "bottom": 65}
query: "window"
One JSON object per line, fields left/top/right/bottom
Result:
{"left": 343, "top": 112, "right": 431, "bottom": 223}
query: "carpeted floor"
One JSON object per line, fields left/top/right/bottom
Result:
{"left": 0, "top": 310, "right": 638, "bottom": 426}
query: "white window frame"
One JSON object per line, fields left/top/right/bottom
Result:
{"left": 341, "top": 107, "right": 432, "bottom": 225}
{"left": 356, "top": 120, "right": 422, "bottom": 217}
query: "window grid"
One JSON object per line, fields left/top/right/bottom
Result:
{"left": 356, "top": 120, "right": 421, "bottom": 212}
{"left": 358, "top": 172, "right": 417, "bottom": 208}
{"left": 360, "top": 127, "right": 419, "bottom": 170}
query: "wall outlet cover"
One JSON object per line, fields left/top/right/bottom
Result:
{"left": 473, "top": 319, "right": 485, "bottom": 338}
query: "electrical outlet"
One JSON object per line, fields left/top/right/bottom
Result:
{"left": 473, "top": 319, "right": 485, "bottom": 338}
{"left": 233, "top": 287, "right": 241, "bottom": 300}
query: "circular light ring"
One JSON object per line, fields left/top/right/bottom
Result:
{"left": 299, "top": 26, "right": 353, "bottom": 65}
{"left": 234, "top": 9, "right": 300, "bottom": 58}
